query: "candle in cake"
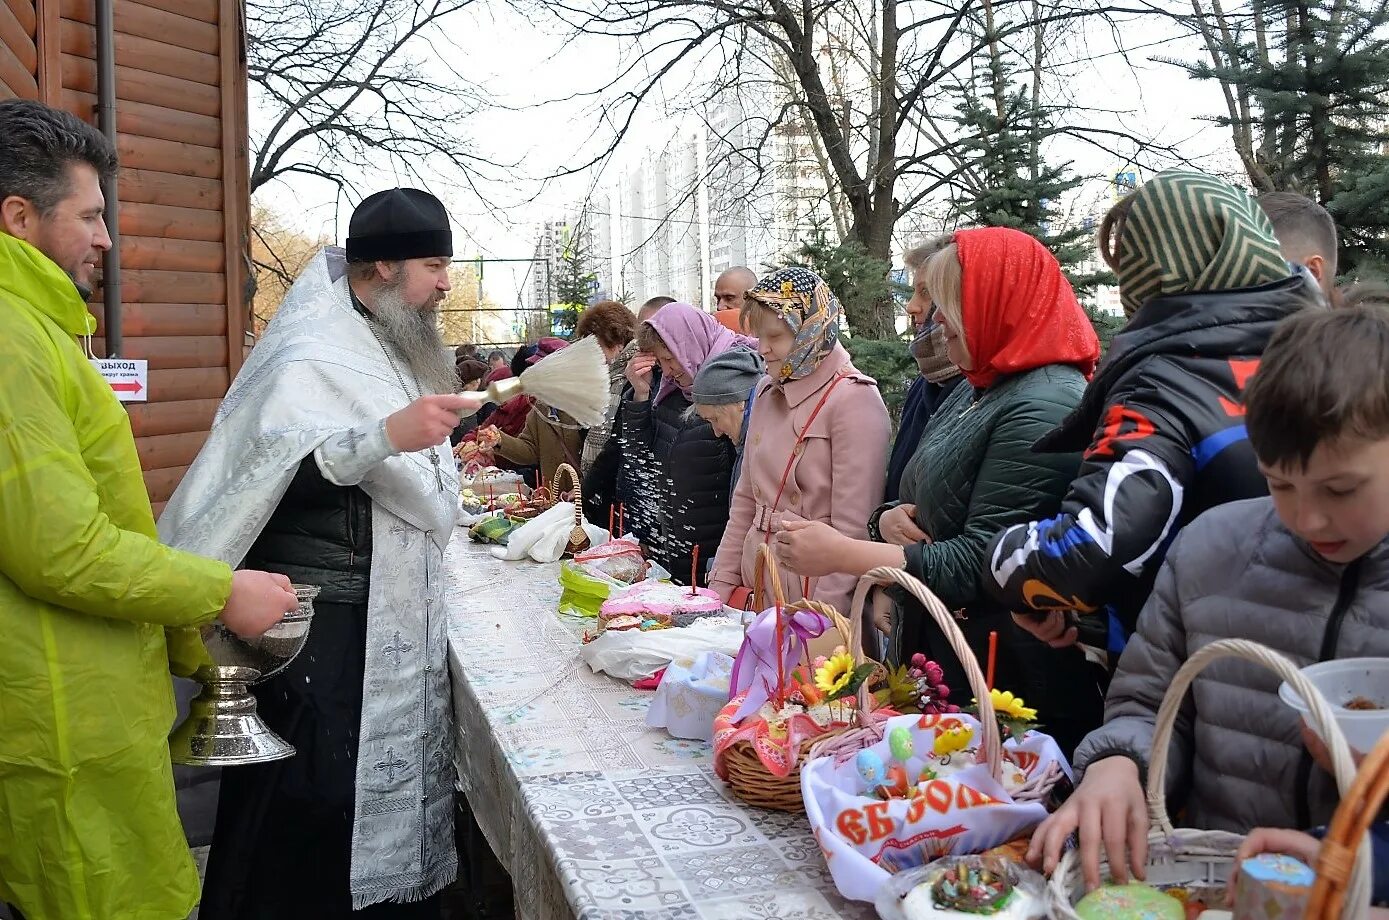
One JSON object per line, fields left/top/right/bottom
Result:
{"left": 986, "top": 630, "right": 998, "bottom": 690}
{"left": 690, "top": 545, "right": 700, "bottom": 594}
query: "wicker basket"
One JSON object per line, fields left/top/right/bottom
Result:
{"left": 805, "top": 566, "right": 1063, "bottom": 805}
{"left": 718, "top": 544, "right": 874, "bottom": 813}
{"left": 1046, "top": 638, "right": 1373, "bottom": 918}
{"left": 1308, "top": 728, "right": 1389, "bottom": 918}
{"left": 547, "top": 462, "right": 589, "bottom": 558}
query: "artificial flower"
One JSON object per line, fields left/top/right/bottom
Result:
{"left": 987, "top": 689, "right": 1037, "bottom": 722}
{"left": 814, "top": 651, "right": 855, "bottom": 696}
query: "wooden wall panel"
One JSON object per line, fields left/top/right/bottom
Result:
{"left": 0, "top": 31, "right": 35, "bottom": 95}
{"left": 63, "top": 54, "right": 219, "bottom": 116}
{"left": 60, "top": 17, "right": 218, "bottom": 85}
{"left": 121, "top": 167, "right": 222, "bottom": 210}
{"left": 119, "top": 200, "right": 222, "bottom": 241}
{"left": 89, "top": 335, "right": 228, "bottom": 369}
{"left": 147, "top": 367, "right": 230, "bottom": 402}
{"left": 28, "top": 0, "right": 250, "bottom": 511}
{"left": 127, "top": 399, "right": 220, "bottom": 437}
{"left": 0, "top": 0, "right": 35, "bottom": 70}
{"left": 6, "top": 0, "right": 36, "bottom": 36}
{"left": 90, "top": 301, "right": 227, "bottom": 336}
{"left": 61, "top": 0, "right": 219, "bottom": 54}
{"left": 121, "top": 235, "right": 225, "bottom": 272}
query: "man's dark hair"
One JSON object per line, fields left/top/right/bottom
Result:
{"left": 486, "top": 349, "right": 505, "bottom": 363}
{"left": 1257, "top": 192, "right": 1338, "bottom": 272}
{"left": 641, "top": 295, "right": 676, "bottom": 312}
{"left": 1246, "top": 302, "right": 1389, "bottom": 470}
{"left": 0, "top": 99, "right": 117, "bottom": 214}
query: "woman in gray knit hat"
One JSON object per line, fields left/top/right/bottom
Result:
{"left": 690, "top": 347, "right": 764, "bottom": 494}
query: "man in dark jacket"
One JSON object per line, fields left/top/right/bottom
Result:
{"left": 985, "top": 170, "right": 1324, "bottom": 658}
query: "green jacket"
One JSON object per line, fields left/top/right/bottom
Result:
{"left": 899, "top": 364, "right": 1086, "bottom": 611}
{"left": 0, "top": 233, "right": 232, "bottom": 919}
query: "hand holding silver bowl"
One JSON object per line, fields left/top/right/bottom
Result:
{"left": 169, "top": 584, "right": 320, "bottom": 766}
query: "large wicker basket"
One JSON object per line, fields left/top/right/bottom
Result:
{"left": 718, "top": 545, "right": 878, "bottom": 813}
{"left": 805, "top": 566, "right": 1064, "bottom": 804}
{"left": 1046, "top": 638, "right": 1373, "bottom": 918}
{"left": 1308, "top": 728, "right": 1389, "bottom": 917}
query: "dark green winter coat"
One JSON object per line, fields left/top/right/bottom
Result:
{"left": 892, "top": 363, "right": 1101, "bottom": 754}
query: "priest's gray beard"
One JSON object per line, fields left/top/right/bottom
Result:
{"left": 371, "top": 282, "right": 459, "bottom": 395}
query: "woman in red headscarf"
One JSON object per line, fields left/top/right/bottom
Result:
{"left": 775, "top": 227, "right": 1104, "bottom": 756}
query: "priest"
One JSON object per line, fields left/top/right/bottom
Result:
{"left": 160, "top": 188, "right": 478, "bottom": 917}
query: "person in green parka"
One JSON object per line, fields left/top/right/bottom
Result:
{"left": 0, "top": 99, "right": 300, "bottom": 920}
{"left": 772, "top": 226, "right": 1106, "bottom": 756}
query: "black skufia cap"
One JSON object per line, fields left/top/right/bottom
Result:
{"left": 345, "top": 188, "right": 453, "bottom": 262}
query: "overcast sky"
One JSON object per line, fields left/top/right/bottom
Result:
{"left": 256, "top": 2, "right": 1244, "bottom": 310}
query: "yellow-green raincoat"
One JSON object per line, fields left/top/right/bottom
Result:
{"left": 0, "top": 232, "right": 233, "bottom": 919}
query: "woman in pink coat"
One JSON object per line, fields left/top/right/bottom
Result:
{"left": 708, "top": 267, "right": 891, "bottom": 615}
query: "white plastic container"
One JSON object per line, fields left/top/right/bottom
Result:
{"left": 1279, "top": 657, "right": 1389, "bottom": 754}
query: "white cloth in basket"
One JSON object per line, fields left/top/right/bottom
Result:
{"left": 801, "top": 712, "right": 1070, "bottom": 903}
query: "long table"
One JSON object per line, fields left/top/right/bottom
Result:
{"left": 444, "top": 539, "right": 874, "bottom": 920}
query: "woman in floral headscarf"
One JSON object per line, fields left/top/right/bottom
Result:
{"left": 707, "top": 267, "right": 891, "bottom": 615}
{"left": 772, "top": 229, "right": 1103, "bottom": 756}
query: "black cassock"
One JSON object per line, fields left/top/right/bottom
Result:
{"left": 199, "top": 462, "right": 444, "bottom": 920}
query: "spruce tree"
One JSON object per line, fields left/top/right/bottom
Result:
{"left": 552, "top": 223, "right": 599, "bottom": 336}
{"left": 949, "top": 40, "right": 1113, "bottom": 297}
{"left": 1178, "top": 0, "right": 1389, "bottom": 277}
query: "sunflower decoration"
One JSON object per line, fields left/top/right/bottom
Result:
{"left": 968, "top": 687, "right": 1041, "bottom": 741}
{"left": 813, "top": 649, "right": 877, "bottom": 704}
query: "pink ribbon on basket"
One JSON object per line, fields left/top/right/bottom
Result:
{"left": 728, "top": 605, "right": 831, "bottom": 722}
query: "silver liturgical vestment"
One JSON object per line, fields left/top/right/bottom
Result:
{"left": 159, "top": 247, "right": 459, "bottom": 907}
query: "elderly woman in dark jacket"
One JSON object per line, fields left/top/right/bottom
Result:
{"left": 775, "top": 227, "right": 1103, "bottom": 755}
{"left": 617, "top": 303, "right": 755, "bottom": 586}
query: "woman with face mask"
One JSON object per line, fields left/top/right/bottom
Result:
{"left": 772, "top": 228, "right": 1104, "bottom": 756}
{"left": 706, "top": 267, "right": 892, "bottom": 616}
{"left": 885, "top": 235, "right": 967, "bottom": 503}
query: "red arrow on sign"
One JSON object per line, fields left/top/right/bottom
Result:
{"left": 111, "top": 380, "right": 143, "bottom": 394}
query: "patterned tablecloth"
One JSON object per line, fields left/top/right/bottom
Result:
{"left": 444, "top": 539, "right": 874, "bottom": 920}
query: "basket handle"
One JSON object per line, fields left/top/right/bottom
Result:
{"left": 1146, "top": 638, "right": 1370, "bottom": 918}
{"left": 851, "top": 566, "right": 1002, "bottom": 782}
{"left": 550, "top": 462, "right": 588, "bottom": 553}
{"left": 753, "top": 542, "right": 788, "bottom": 615}
{"left": 1308, "top": 731, "right": 1389, "bottom": 918}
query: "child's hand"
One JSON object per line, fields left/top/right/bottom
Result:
{"left": 1226, "top": 827, "right": 1323, "bottom": 905}
{"left": 1027, "top": 756, "right": 1148, "bottom": 890}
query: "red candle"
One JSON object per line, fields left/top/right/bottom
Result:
{"left": 608, "top": 506, "right": 615, "bottom": 539}
{"left": 690, "top": 545, "right": 700, "bottom": 594}
{"left": 986, "top": 630, "right": 998, "bottom": 691}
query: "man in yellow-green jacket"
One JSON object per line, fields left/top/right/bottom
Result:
{"left": 0, "top": 99, "right": 301, "bottom": 920}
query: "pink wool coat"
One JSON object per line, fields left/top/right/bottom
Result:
{"left": 709, "top": 343, "right": 890, "bottom": 615}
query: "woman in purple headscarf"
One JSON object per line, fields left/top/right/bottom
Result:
{"left": 619, "top": 303, "right": 758, "bottom": 585}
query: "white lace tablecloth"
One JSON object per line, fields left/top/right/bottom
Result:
{"left": 444, "top": 539, "right": 873, "bottom": 920}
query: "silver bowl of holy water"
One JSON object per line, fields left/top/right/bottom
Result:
{"left": 169, "top": 584, "right": 319, "bottom": 767}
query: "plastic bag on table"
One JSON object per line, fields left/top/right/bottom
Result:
{"left": 579, "top": 616, "right": 746, "bottom": 683}
{"left": 800, "top": 711, "right": 1070, "bottom": 903}
{"left": 489, "top": 502, "right": 607, "bottom": 563}
{"left": 572, "top": 538, "right": 649, "bottom": 585}
{"left": 646, "top": 652, "right": 736, "bottom": 741}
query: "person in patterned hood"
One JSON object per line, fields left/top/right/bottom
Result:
{"left": 986, "top": 169, "right": 1325, "bottom": 665}
{"left": 706, "top": 267, "right": 890, "bottom": 616}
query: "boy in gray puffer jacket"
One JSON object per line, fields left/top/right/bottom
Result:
{"left": 1029, "top": 304, "right": 1389, "bottom": 895}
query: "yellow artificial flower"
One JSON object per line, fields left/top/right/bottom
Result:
{"left": 988, "top": 689, "right": 1038, "bottom": 721}
{"left": 814, "top": 651, "right": 855, "bottom": 696}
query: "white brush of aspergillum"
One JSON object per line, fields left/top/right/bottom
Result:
{"left": 461, "top": 335, "right": 612, "bottom": 428}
